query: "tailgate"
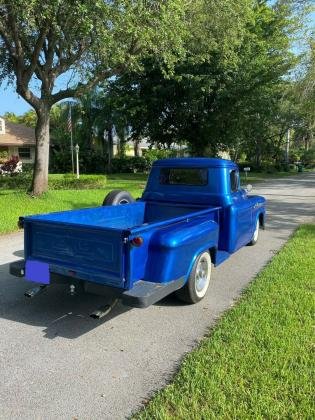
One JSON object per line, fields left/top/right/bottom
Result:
{"left": 24, "top": 219, "right": 128, "bottom": 288}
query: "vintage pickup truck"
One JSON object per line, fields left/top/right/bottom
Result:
{"left": 10, "top": 158, "right": 265, "bottom": 314}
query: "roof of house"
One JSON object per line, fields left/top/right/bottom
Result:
{"left": 0, "top": 118, "right": 35, "bottom": 146}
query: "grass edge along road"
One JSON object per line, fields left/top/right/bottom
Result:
{"left": 134, "top": 225, "right": 314, "bottom": 420}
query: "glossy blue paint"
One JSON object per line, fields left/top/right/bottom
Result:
{"left": 21, "top": 158, "right": 266, "bottom": 295}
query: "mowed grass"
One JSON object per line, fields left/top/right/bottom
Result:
{"left": 0, "top": 174, "right": 146, "bottom": 235}
{"left": 134, "top": 225, "right": 315, "bottom": 420}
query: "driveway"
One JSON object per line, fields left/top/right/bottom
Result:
{"left": 0, "top": 172, "right": 314, "bottom": 420}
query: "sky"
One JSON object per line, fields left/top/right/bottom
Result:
{"left": 0, "top": 84, "right": 32, "bottom": 116}
{"left": 0, "top": 73, "right": 73, "bottom": 116}
{"left": 0, "top": 9, "right": 314, "bottom": 117}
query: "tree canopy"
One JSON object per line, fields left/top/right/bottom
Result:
{"left": 0, "top": 0, "right": 189, "bottom": 193}
{"left": 1, "top": 0, "right": 314, "bottom": 186}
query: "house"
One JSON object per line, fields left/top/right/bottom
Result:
{"left": 0, "top": 117, "right": 35, "bottom": 163}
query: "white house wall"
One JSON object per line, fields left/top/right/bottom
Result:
{"left": 8, "top": 146, "right": 35, "bottom": 164}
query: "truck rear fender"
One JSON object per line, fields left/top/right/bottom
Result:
{"left": 144, "top": 217, "right": 219, "bottom": 284}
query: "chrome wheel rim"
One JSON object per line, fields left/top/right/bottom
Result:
{"left": 253, "top": 219, "right": 259, "bottom": 242}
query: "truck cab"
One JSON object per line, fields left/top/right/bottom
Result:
{"left": 143, "top": 158, "right": 265, "bottom": 254}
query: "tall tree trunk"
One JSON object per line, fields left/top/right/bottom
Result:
{"left": 134, "top": 138, "right": 141, "bottom": 157}
{"left": 31, "top": 105, "right": 51, "bottom": 195}
{"left": 117, "top": 127, "right": 127, "bottom": 157}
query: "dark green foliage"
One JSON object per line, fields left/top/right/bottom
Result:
{"left": 0, "top": 150, "right": 9, "bottom": 163}
{"left": 103, "top": 1, "right": 313, "bottom": 164}
{"left": 50, "top": 149, "right": 108, "bottom": 175}
{"left": 301, "top": 148, "right": 315, "bottom": 168}
{"left": 0, "top": 173, "right": 107, "bottom": 191}
{"left": 111, "top": 157, "right": 150, "bottom": 173}
{"left": 48, "top": 174, "right": 107, "bottom": 190}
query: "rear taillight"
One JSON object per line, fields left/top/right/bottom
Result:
{"left": 131, "top": 237, "right": 144, "bottom": 247}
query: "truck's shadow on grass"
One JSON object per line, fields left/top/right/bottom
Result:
{"left": 0, "top": 261, "right": 132, "bottom": 340}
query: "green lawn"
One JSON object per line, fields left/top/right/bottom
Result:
{"left": 134, "top": 225, "right": 315, "bottom": 419}
{"left": 0, "top": 173, "right": 146, "bottom": 235}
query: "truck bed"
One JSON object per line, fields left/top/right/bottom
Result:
{"left": 25, "top": 201, "right": 216, "bottom": 229}
{"left": 22, "top": 201, "right": 220, "bottom": 290}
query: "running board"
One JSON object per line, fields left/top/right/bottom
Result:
{"left": 121, "top": 277, "right": 185, "bottom": 308}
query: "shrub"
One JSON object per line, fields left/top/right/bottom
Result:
{"left": 0, "top": 150, "right": 9, "bottom": 163}
{"left": 301, "top": 148, "right": 315, "bottom": 168}
{"left": 48, "top": 174, "right": 107, "bottom": 190}
{"left": 80, "top": 151, "right": 108, "bottom": 174}
{"left": 49, "top": 149, "right": 73, "bottom": 173}
{"left": 111, "top": 156, "right": 150, "bottom": 173}
{"left": 50, "top": 149, "right": 111, "bottom": 174}
{"left": 0, "top": 173, "right": 107, "bottom": 190}
{"left": 142, "top": 149, "right": 177, "bottom": 166}
{"left": 0, "top": 173, "right": 30, "bottom": 189}
{"left": 0, "top": 156, "right": 22, "bottom": 176}
{"left": 22, "top": 163, "right": 34, "bottom": 174}
{"left": 260, "top": 162, "right": 278, "bottom": 174}
{"left": 50, "top": 147, "right": 179, "bottom": 174}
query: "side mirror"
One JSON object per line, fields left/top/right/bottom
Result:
{"left": 245, "top": 184, "right": 253, "bottom": 193}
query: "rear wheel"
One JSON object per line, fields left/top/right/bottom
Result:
{"left": 176, "top": 251, "right": 211, "bottom": 304}
{"left": 102, "top": 190, "right": 135, "bottom": 206}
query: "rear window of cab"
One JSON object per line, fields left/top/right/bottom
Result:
{"left": 159, "top": 168, "right": 208, "bottom": 186}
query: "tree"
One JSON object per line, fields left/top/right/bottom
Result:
{"left": 101, "top": 0, "right": 254, "bottom": 155}
{"left": 292, "top": 39, "right": 315, "bottom": 151}
{"left": 0, "top": 0, "right": 187, "bottom": 194}
{"left": 4, "top": 109, "right": 37, "bottom": 128}
{"left": 107, "top": 1, "right": 308, "bottom": 162}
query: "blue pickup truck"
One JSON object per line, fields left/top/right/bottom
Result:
{"left": 10, "top": 158, "right": 265, "bottom": 312}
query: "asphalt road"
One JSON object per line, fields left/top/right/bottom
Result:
{"left": 0, "top": 173, "right": 314, "bottom": 420}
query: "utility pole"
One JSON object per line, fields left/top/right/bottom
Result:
{"left": 68, "top": 104, "right": 74, "bottom": 174}
{"left": 75, "top": 144, "right": 80, "bottom": 179}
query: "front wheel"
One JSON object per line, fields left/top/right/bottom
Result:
{"left": 248, "top": 219, "right": 259, "bottom": 245}
{"left": 175, "top": 251, "right": 212, "bottom": 304}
